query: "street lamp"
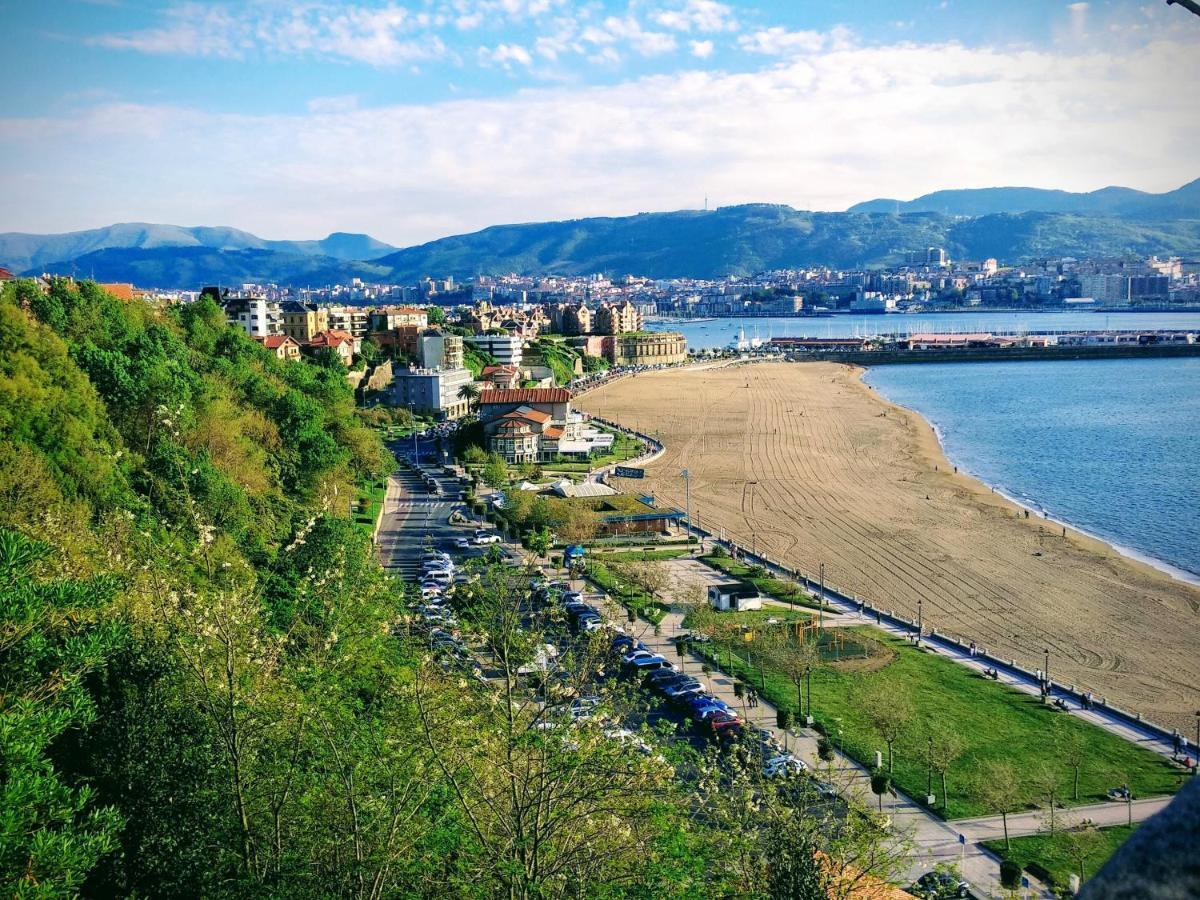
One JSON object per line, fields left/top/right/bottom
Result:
{"left": 1194, "top": 710, "right": 1200, "bottom": 772}
{"left": 680, "top": 468, "right": 692, "bottom": 547}
{"left": 818, "top": 562, "right": 825, "bottom": 631}
{"left": 1044, "top": 648, "right": 1051, "bottom": 689}
{"left": 917, "top": 598, "right": 923, "bottom": 647}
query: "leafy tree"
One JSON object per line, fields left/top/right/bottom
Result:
{"left": 1031, "top": 763, "right": 1062, "bottom": 834}
{"left": 765, "top": 632, "right": 821, "bottom": 721}
{"left": 527, "top": 525, "right": 553, "bottom": 558}
{"left": 425, "top": 305, "right": 446, "bottom": 325}
{"left": 929, "top": 729, "right": 966, "bottom": 814}
{"left": 0, "top": 529, "right": 124, "bottom": 896}
{"left": 481, "top": 452, "right": 509, "bottom": 488}
{"left": 1059, "top": 821, "right": 1106, "bottom": 886}
{"left": 457, "top": 381, "right": 481, "bottom": 413}
{"left": 976, "top": 760, "right": 1027, "bottom": 851}
{"left": 1055, "top": 720, "right": 1088, "bottom": 801}
{"left": 860, "top": 681, "right": 913, "bottom": 773}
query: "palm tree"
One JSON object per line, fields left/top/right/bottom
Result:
{"left": 458, "top": 382, "right": 481, "bottom": 414}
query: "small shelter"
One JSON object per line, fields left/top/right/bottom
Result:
{"left": 708, "top": 582, "right": 764, "bottom": 612}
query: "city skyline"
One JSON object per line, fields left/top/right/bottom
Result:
{"left": 2, "top": 0, "right": 1199, "bottom": 244}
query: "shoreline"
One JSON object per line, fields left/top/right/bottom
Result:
{"left": 579, "top": 360, "right": 1200, "bottom": 729}
{"left": 863, "top": 377, "right": 1200, "bottom": 590}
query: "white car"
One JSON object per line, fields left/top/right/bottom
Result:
{"left": 473, "top": 533, "right": 501, "bottom": 546}
{"left": 422, "top": 570, "right": 453, "bottom": 587}
{"left": 453, "top": 537, "right": 472, "bottom": 550}
{"left": 763, "top": 755, "right": 808, "bottom": 778}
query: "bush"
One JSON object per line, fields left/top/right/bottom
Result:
{"left": 777, "top": 708, "right": 792, "bottom": 731}
{"left": 1000, "top": 860, "right": 1022, "bottom": 889}
{"left": 817, "top": 738, "right": 834, "bottom": 762}
{"left": 812, "top": 720, "right": 827, "bottom": 736}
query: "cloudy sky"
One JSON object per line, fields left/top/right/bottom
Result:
{"left": 1, "top": 0, "right": 1198, "bottom": 245}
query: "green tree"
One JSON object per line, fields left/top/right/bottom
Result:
{"left": 0, "top": 529, "right": 124, "bottom": 896}
{"left": 527, "top": 525, "right": 553, "bottom": 558}
{"left": 860, "top": 681, "right": 913, "bottom": 773}
{"left": 457, "top": 381, "right": 481, "bottom": 413}
{"left": 976, "top": 761, "right": 1027, "bottom": 851}
{"left": 929, "top": 729, "right": 966, "bottom": 814}
{"left": 426, "top": 305, "right": 446, "bottom": 325}
{"left": 482, "top": 452, "right": 509, "bottom": 488}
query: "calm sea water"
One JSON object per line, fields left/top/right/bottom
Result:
{"left": 652, "top": 311, "right": 1200, "bottom": 350}
{"left": 862, "top": 358, "right": 1200, "bottom": 581}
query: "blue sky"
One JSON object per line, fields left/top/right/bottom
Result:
{"left": 1, "top": 0, "right": 1198, "bottom": 244}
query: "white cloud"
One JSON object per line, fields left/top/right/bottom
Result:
{"left": 583, "top": 15, "right": 677, "bottom": 57}
{"left": 737, "top": 26, "right": 831, "bottom": 55}
{"left": 652, "top": 1, "right": 737, "bottom": 33}
{"left": 480, "top": 42, "right": 534, "bottom": 67}
{"left": 89, "top": 2, "right": 447, "bottom": 66}
{"left": 5, "top": 35, "right": 1199, "bottom": 247}
{"left": 689, "top": 39, "right": 713, "bottom": 58}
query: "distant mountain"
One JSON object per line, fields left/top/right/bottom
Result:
{"left": 848, "top": 178, "right": 1200, "bottom": 218}
{"left": 0, "top": 222, "right": 396, "bottom": 273}
{"left": 20, "top": 247, "right": 390, "bottom": 289}
{"left": 374, "top": 205, "right": 1200, "bottom": 281}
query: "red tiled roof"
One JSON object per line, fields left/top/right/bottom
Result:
{"left": 308, "top": 329, "right": 354, "bottom": 348}
{"left": 0, "top": 267, "right": 15, "bottom": 281}
{"left": 256, "top": 335, "right": 298, "bottom": 349}
{"left": 479, "top": 388, "right": 570, "bottom": 405}
{"left": 543, "top": 425, "right": 564, "bottom": 439}
{"left": 99, "top": 282, "right": 136, "bottom": 301}
{"left": 499, "top": 407, "right": 551, "bottom": 423}
{"left": 481, "top": 365, "right": 518, "bottom": 376}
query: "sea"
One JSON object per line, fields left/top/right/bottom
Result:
{"left": 648, "top": 310, "right": 1200, "bottom": 351}
{"left": 645, "top": 312, "right": 1200, "bottom": 583}
{"left": 862, "top": 357, "right": 1200, "bottom": 583}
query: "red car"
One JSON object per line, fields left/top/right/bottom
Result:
{"left": 706, "top": 710, "right": 743, "bottom": 741}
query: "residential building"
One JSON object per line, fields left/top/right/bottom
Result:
{"left": 479, "top": 388, "right": 614, "bottom": 463}
{"left": 480, "top": 365, "right": 521, "bottom": 389}
{"left": 254, "top": 334, "right": 302, "bottom": 360}
{"left": 98, "top": 282, "right": 137, "bottom": 301}
{"left": 471, "top": 332, "right": 524, "bottom": 367}
{"left": 418, "top": 330, "right": 464, "bottom": 369}
{"left": 306, "top": 328, "right": 358, "bottom": 364}
{"left": 374, "top": 325, "right": 423, "bottom": 361}
{"left": 326, "top": 305, "right": 369, "bottom": 339}
{"left": 549, "top": 302, "right": 592, "bottom": 335}
{"left": 222, "top": 295, "right": 280, "bottom": 337}
{"left": 280, "top": 300, "right": 329, "bottom": 342}
{"left": 1079, "top": 274, "right": 1131, "bottom": 306}
{"left": 369, "top": 306, "right": 428, "bottom": 331}
{"left": 594, "top": 300, "right": 642, "bottom": 335}
{"left": 391, "top": 366, "right": 474, "bottom": 420}
{"left": 603, "top": 332, "right": 687, "bottom": 366}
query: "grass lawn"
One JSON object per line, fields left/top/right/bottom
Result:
{"left": 587, "top": 559, "right": 668, "bottom": 626}
{"left": 699, "top": 554, "right": 828, "bottom": 612}
{"left": 698, "top": 628, "right": 1183, "bottom": 819}
{"left": 984, "top": 825, "right": 1135, "bottom": 891}
{"left": 353, "top": 476, "right": 389, "bottom": 538}
{"left": 596, "top": 548, "right": 692, "bottom": 562}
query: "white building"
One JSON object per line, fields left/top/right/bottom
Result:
{"left": 391, "top": 366, "right": 474, "bottom": 420}
{"left": 707, "top": 583, "right": 764, "bottom": 612}
{"left": 222, "top": 296, "right": 280, "bottom": 337}
{"left": 471, "top": 333, "right": 524, "bottom": 367}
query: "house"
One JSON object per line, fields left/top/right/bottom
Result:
{"left": 222, "top": 295, "right": 280, "bottom": 337}
{"left": 418, "top": 330, "right": 463, "bottom": 369}
{"left": 280, "top": 300, "right": 329, "bottom": 342}
{"left": 306, "top": 328, "right": 357, "bottom": 364}
{"left": 369, "top": 306, "right": 428, "bottom": 331}
{"left": 479, "top": 388, "right": 571, "bottom": 463}
{"left": 708, "top": 582, "right": 764, "bottom": 612}
{"left": 98, "top": 282, "right": 137, "bottom": 301}
{"left": 0, "top": 267, "right": 15, "bottom": 283}
{"left": 471, "top": 332, "right": 524, "bottom": 366}
{"left": 594, "top": 300, "right": 642, "bottom": 335}
{"left": 254, "top": 334, "right": 302, "bottom": 360}
{"left": 480, "top": 364, "right": 521, "bottom": 389}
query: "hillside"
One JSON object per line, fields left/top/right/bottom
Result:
{"left": 848, "top": 177, "right": 1200, "bottom": 218}
{"left": 0, "top": 222, "right": 396, "bottom": 273}
{"left": 375, "top": 206, "right": 1200, "bottom": 281}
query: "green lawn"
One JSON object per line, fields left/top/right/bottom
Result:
{"left": 698, "top": 628, "right": 1183, "bottom": 819}
{"left": 354, "top": 476, "right": 389, "bottom": 538}
{"left": 597, "top": 548, "right": 692, "bottom": 562}
{"left": 699, "top": 555, "right": 828, "bottom": 612}
{"left": 984, "top": 825, "right": 1135, "bottom": 891}
{"left": 587, "top": 559, "right": 668, "bottom": 626}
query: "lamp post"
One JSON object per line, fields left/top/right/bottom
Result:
{"left": 1044, "top": 648, "right": 1051, "bottom": 689}
{"left": 1194, "top": 711, "right": 1199, "bottom": 772}
{"left": 818, "top": 562, "right": 825, "bottom": 631}
{"left": 917, "top": 598, "right": 923, "bottom": 647}
{"left": 680, "top": 468, "right": 692, "bottom": 546}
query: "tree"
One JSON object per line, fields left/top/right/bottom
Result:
{"left": 1030, "top": 763, "right": 1062, "bottom": 834}
{"left": 860, "top": 681, "right": 913, "bottom": 773}
{"left": 928, "top": 730, "right": 966, "bottom": 814}
{"left": 765, "top": 632, "right": 820, "bottom": 722}
{"left": 554, "top": 501, "right": 598, "bottom": 545}
{"left": 0, "top": 529, "right": 123, "bottom": 895}
{"left": 457, "top": 381, "right": 481, "bottom": 413}
{"left": 976, "top": 761, "right": 1028, "bottom": 851}
{"left": 762, "top": 819, "right": 828, "bottom": 900}
{"left": 426, "top": 305, "right": 446, "bottom": 325}
{"left": 1059, "top": 820, "right": 1106, "bottom": 885}
{"left": 1055, "top": 720, "right": 1088, "bottom": 802}
{"left": 482, "top": 452, "right": 509, "bottom": 488}
{"left": 870, "top": 771, "right": 892, "bottom": 812}
{"left": 527, "top": 525, "right": 553, "bottom": 558}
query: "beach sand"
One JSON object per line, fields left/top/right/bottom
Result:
{"left": 579, "top": 360, "right": 1200, "bottom": 731}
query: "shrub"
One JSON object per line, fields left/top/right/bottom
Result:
{"left": 817, "top": 738, "right": 834, "bottom": 762}
{"left": 777, "top": 708, "right": 792, "bottom": 731}
{"left": 1000, "top": 860, "right": 1022, "bottom": 889}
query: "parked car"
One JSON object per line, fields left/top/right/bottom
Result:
{"left": 473, "top": 529, "right": 501, "bottom": 545}
{"left": 453, "top": 537, "right": 472, "bottom": 550}
{"left": 705, "top": 711, "right": 743, "bottom": 741}
{"left": 626, "top": 654, "right": 670, "bottom": 674}
{"left": 911, "top": 870, "right": 970, "bottom": 899}
{"left": 763, "top": 755, "right": 808, "bottom": 778}
{"left": 423, "top": 569, "right": 454, "bottom": 586}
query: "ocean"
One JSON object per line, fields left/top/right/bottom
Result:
{"left": 650, "top": 310, "right": 1200, "bottom": 350}
{"left": 861, "top": 357, "right": 1200, "bottom": 582}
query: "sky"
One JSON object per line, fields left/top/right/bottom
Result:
{"left": 1, "top": 0, "right": 1198, "bottom": 246}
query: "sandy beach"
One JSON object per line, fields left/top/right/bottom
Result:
{"left": 579, "top": 361, "right": 1200, "bottom": 731}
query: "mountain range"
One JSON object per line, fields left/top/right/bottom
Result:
{"left": 4, "top": 179, "right": 1198, "bottom": 288}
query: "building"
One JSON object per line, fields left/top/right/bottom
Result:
{"left": 594, "top": 300, "right": 642, "bottom": 335}
{"left": 326, "top": 305, "right": 369, "bottom": 339}
{"left": 98, "top": 282, "right": 137, "bottom": 301}
{"left": 280, "top": 301, "right": 329, "bottom": 342}
{"left": 391, "top": 366, "right": 474, "bottom": 420}
{"left": 480, "top": 364, "right": 521, "bottom": 389}
{"left": 222, "top": 296, "right": 280, "bottom": 337}
{"left": 369, "top": 306, "right": 428, "bottom": 331}
{"left": 306, "top": 329, "right": 357, "bottom": 364}
{"left": 254, "top": 334, "right": 302, "bottom": 360}
{"left": 549, "top": 302, "right": 593, "bottom": 335}
{"left": 1079, "top": 274, "right": 1131, "bottom": 306}
{"left": 471, "top": 332, "right": 524, "bottom": 367}
{"left": 479, "top": 388, "right": 616, "bottom": 462}
{"left": 605, "top": 332, "right": 687, "bottom": 366}
{"left": 374, "top": 325, "right": 423, "bottom": 361}
{"left": 418, "top": 330, "right": 464, "bottom": 370}
{"left": 708, "top": 582, "right": 764, "bottom": 612}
